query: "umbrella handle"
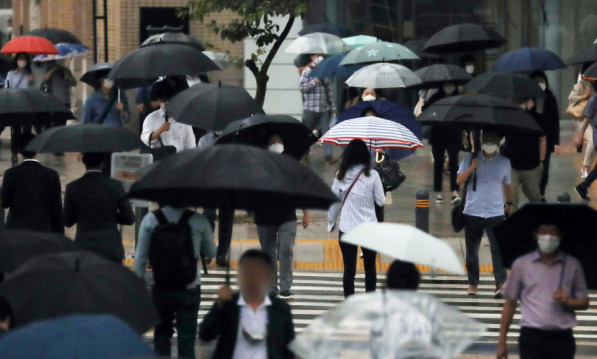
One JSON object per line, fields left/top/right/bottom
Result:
{"left": 375, "top": 151, "right": 385, "bottom": 163}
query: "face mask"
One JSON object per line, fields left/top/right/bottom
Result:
{"left": 443, "top": 85, "right": 455, "bottom": 95}
{"left": 465, "top": 65, "right": 475, "bottom": 74}
{"left": 214, "top": 131, "right": 222, "bottom": 137}
{"left": 17, "top": 60, "right": 27, "bottom": 68}
{"left": 538, "top": 82, "right": 547, "bottom": 91}
{"left": 537, "top": 234, "right": 560, "bottom": 254}
{"left": 313, "top": 56, "right": 324, "bottom": 65}
{"left": 362, "top": 95, "right": 376, "bottom": 101}
{"left": 159, "top": 102, "right": 166, "bottom": 110}
{"left": 268, "top": 143, "right": 284, "bottom": 154}
{"left": 482, "top": 143, "right": 498, "bottom": 154}
{"left": 102, "top": 78, "right": 114, "bottom": 89}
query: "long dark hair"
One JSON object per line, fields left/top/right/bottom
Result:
{"left": 337, "top": 139, "right": 371, "bottom": 180}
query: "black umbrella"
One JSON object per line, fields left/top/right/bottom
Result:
{"left": 0, "top": 88, "right": 74, "bottom": 128}
{"left": 0, "top": 230, "right": 80, "bottom": 272}
{"left": 166, "top": 83, "right": 265, "bottom": 131}
{"left": 215, "top": 114, "right": 317, "bottom": 160}
{"left": 141, "top": 32, "right": 204, "bottom": 50}
{"left": 298, "top": 23, "right": 353, "bottom": 38}
{"left": 80, "top": 62, "right": 115, "bottom": 89}
{"left": 0, "top": 251, "right": 158, "bottom": 333}
{"left": 27, "top": 28, "right": 82, "bottom": 45}
{"left": 568, "top": 43, "right": 597, "bottom": 65}
{"left": 108, "top": 44, "right": 220, "bottom": 89}
{"left": 423, "top": 23, "right": 505, "bottom": 54}
{"left": 411, "top": 64, "right": 472, "bottom": 89}
{"left": 25, "top": 124, "right": 147, "bottom": 153}
{"left": 581, "top": 61, "right": 597, "bottom": 81}
{"left": 417, "top": 94, "right": 543, "bottom": 134}
{"left": 404, "top": 38, "right": 440, "bottom": 59}
{"left": 128, "top": 144, "right": 338, "bottom": 210}
{"left": 464, "top": 72, "right": 545, "bottom": 99}
{"left": 494, "top": 203, "right": 597, "bottom": 289}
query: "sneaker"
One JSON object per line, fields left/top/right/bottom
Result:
{"left": 215, "top": 256, "right": 229, "bottom": 268}
{"left": 575, "top": 185, "right": 590, "bottom": 201}
{"left": 451, "top": 194, "right": 462, "bottom": 206}
{"left": 278, "top": 290, "right": 295, "bottom": 300}
{"left": 436, "top": 194, "right": 443, "bottom": 203}
{"left": 466, "top": 285, "right": 478, "bottom": 296}
{"left": 581, "top": 168, "right": 589, "bottom": 179}
{"left": 325, "top": 155, "right": 338, "bottom": 165}
{"left": 494, "top": 283, "right": 505, "bottom": 299}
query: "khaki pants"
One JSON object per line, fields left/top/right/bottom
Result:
{"left": 512, "top": 166, "right": 543, "bottom": 210}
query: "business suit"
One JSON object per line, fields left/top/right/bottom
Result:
{"left": 63, "top": 171, "right": 134, "bottom": 262}
{"left": 1, "top": 160, "right": 63, "bottom": 233}
{"left": 199, "top": 293, "right": 295, "bottom": 359}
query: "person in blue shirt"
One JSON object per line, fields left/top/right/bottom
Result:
{"left": 81, "top": 75, "right": 129, "bottom": 127}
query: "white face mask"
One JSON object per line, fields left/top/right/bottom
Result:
{"left": 268, "top": 143, "right": 284, "bottom": 154}
{"left": 537, "top": 234, "right": 560, "bottom": 254}
{"left": 17, "top": 60, "right": 27, "bottom": 69}
{"left": 482, "top": 143, "right": 498, "bottom": 154}
{"left": 443, "top": 85, "right": 455, "bottom": 95}
{"left": 465, "top": 65, "right": 475, "bottom": 74}
{"left": 313, "top": 56, "right": 324, "bottom": 65}
{"left": 362, "top": 95, "right": 376, "bottom": 101}
{"left": 102, "top": 78, "right": 114, "bottom": 89}
{"left": 159, "top": 102, "right": 166, "bottom": 110}
{"left": 538, "top": 82, "right": 547, "bottom": 91}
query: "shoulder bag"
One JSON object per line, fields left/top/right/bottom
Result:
{"left": 141, "top": 110, "right": 177, "bottom": 162}
{"left": 374, "top": 154, "right": 406, "bottom": 192}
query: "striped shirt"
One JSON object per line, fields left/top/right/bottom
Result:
{"left": 299, "top": 66, "right": 335, "bottom": 113}
{"left": 328, "top": 165, "right": 385, "bottom": 232}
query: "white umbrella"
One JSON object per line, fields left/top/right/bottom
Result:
{"left": 345, "top": 62, "right": 422, "bottom": 89}
{"left": 342, "top": 222, "right": 464, "bottom": 274}
{"left": 284, "top": 32, "right": 346, "bottom": 54}
{"left": 202, "top": 51, "right": 233, "bottom": 69}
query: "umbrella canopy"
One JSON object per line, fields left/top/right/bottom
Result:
{"left": 310, "top": 53, "right": 363, "bottom": 79}
{"left": 1, "top": 35, "right": 59, "bottom": 54}
{"left": 80, "top": 61, "right": 115, "bottom": 89}
{"left": 492, "top": 47, "right": 566, "bottom": 72}
{"left": 417, "top": 94, "right": 544, "bottom": 134}
{"left": 345, "top": 63, "right": 422, "bottom": 89}
{"left": 32, "top": 43, "right": 89, "bottom": 62}
{"left": 25, "top": 124, "right": 147, "bottom": 153}
{"left": 203, "top": 51, "right": 233, "bottom": 69}
{"left": 342, "top": 35, "right": 378, "bottom": 50}
{"left": 0, "top": 251, "right": 158, "bottom": 333}
{"left": 568, "top": 43, "right": 597, "bottom": 65}
{"left": 343, "top": 223, "right": 464, "bottom": 274}
{"left": 108, "top": 44, "right": 220, "bottom": 89}
{"left": 299, "top": 23, "right": 354, "bottom": 38}
{"left": 464, "top": 72, "right": 545, "bottom": 99}
{"left": 27, "top": 28, "right": 82, "bottom": 45}
{"left": 423, "top": 23, "right": 505, "bottom": 54}
{"left": 412, "top": 64, "right": 472, "bottom": 89}
{"left": 0, "top": 230, "right": 80, "bottom": 272}
{"left": 0, "top": 314, "right": 154, "bottom": 359}
{"left": 128, "top": 144, "right": 338, "bottom": 210}
{"left": 284, "top": 32, "right": 346, "bottom": 55}
{"left": 494, "top": 203, "right": 597, "bottom": 289}
{"left": 581, "top": 61, "right": 597, "bottom": 81}
{"left": 404, "top": 38, "right": 440, "bottom": 59}
{"left": 290, "top": 291, "right": 485, "bottom": 359}
{"left": 215, "top": 114, "right": 317, "bottom": 160}
{"left": 339, "top": 41, "right": 420, "bottom": 65}
{"left": 0, "top": 88, "right": 74, "bottom": 127}
{"left": 141, "top": 31, "right": 203, "bottom": 50}
{"left": 166, "top": 82, "right": 264, "bottom": 131}
{"left": 320, "top": 116, "right": 423, "bottom": 150}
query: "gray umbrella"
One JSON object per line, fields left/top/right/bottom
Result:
{"left": 339, "top": 41, "right": 420, "bottom": 65}
{"left": 411, "top": 64, "right": 472, "bottom": 89}
{"left": 345, "top": 63, "right": 422, "bottom": 89}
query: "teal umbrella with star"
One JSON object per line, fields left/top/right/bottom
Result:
{"left": 339, "top": 41, "right": 420, "bottom": 66}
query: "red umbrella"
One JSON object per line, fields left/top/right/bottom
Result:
{"left": 1, "top": 35, "right": 59, "bottom": 54}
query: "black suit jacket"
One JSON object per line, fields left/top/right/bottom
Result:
{"left": 63, "top": 171, "right": 134, "bottom": 261}
{"left": 199, "top": 293, "right": 295, "bottom": 359}
{"left": 1, "top": 160, "right": 63, "bottom": 233}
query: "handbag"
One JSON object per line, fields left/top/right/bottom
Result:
{"left": 374, "top": 155, "right": 406, "bottom": 192}
{"left": 566, "top": 99, "right": 589, "bottom": 119}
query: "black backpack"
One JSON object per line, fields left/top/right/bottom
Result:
{"left": 149, "top": 209, "right": 197, "bottom": 290}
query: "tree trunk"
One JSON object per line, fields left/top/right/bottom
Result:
{"left": 254, "top": 73, "right": 269, "bottom": 107}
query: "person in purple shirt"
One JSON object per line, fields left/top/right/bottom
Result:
{"left": 497, "top": 223, "right": 589, "bottom": 359}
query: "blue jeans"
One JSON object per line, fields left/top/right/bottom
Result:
{"left": 302, "top": 110, "right": 333, "bottom": 157}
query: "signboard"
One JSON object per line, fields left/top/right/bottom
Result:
{"left": 111, "top": 153, "right": 153, "bottom": 207}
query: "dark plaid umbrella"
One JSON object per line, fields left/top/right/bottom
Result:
{"left": 141, "top": 32, "right": 204, "bottom": 50}
{"left": 464, "top": 72, "right": 545, "bottom": 99}
{"left": 166, "top": 83, "right": 264, "bottom": 131}
{"left": 108, "top": 44, "right": 220, "bottom": 89}
{"left": 25, "top": 124, "right": 147, "bottom": 153}
{"left": 0, "top": 88, "right": 74, "bottom": 128}
{"left": 417, "top": 94, "right": 543, "bottom": 134}
{"left": 216, "top": 114, "right": 317, "bottom": 160}
{"left": 423, "top": 23, "right": 505, "bottom": 54}
{"left": 0, "top": 251, "right": 158, "bottom": 333}
{"left": 298, "top": 23, "right": 354, "bottom": 38}
{"left": 568, "top": 43, "right": 597, "bottom": 65}
{"left": 412, "top": 64, "right": 472, "bottom": 89}
{"left": 79, "top": 62, "right": 115, "bottom": 89}
{"left": 492, "top": 47, "right": 566, "bottom": 72}
{"left": 0, "top": 230, "right": 80, "bottom": 272}
{"left": 494, "top": 203, "right": 597, "bottom": 289}
{"left": 27, "top": 28, "right": 82, "bottom": 45}
{"left": 128, "top": 144, "right": 338, "bottom": 210}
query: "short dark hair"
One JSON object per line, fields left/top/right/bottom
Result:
{"left": 386, "top": 260, "right": 420, "bottom": 290}
{"left": 0, "top": 295, "right": 12, "bottom": 324}
{"left": 82, "top": 153, "right": 105, "bottom": 168}
{"left": 19, "top": 132, "right": 37, "bottom": 158}
{"left": 239, "top": 249, "right": 274, "bottom": 273}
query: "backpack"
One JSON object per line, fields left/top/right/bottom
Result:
{"left": 149, "top": 209, "right": 197, "bottom": 290}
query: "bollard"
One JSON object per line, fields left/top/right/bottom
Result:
{"left": 557, "top": 192, "right": 570, "bottom": 203}
{"left": 416, "top": 190, "right": 430, "bottom": 233}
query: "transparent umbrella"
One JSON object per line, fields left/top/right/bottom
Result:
{"left": 345, "top": 63, "right": 422, "bottom": 89}
{"left": 290, "top": 291, "right": 485, "bottom": 359}
{"left": 284, "top": 32, "right": 346, "bottom": 54}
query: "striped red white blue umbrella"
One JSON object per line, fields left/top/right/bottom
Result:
{"left": 319, "top": 116, "right": 423, "bottom": 149}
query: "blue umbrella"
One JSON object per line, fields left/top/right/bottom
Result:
{"left": 338, "top": 100, "right": 422, "bottom": 160}
{"left": 492, "top": 47, "right": 566, "bottom": 72}
{"left": 310, "top": 53, "right": 363, "bottom": 79}
{"left": 33, "top": 42, "right": 89, "bottom": 62}
{"left": 0, "top": 314, "right": 155, "bottom": 359}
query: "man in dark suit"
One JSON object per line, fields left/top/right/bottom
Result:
{"left": 199, "top": 249, "right": 295, "bottom": 359}
{"left": 1, "top": 133, "right": 63, "bottom": 233}
{"left": 63, "top": 152, "right": 134, "bottom": 263}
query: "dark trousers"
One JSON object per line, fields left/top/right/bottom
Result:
{"left": 519, "top": 327, "right": 575, "bottom": 359}
{"left": 339, "top": 231, "right": 377, "bottom": 298}
{"left": 152, "top": 286, "right": 201, "bottom": 359}
{"left": 540, "top": 151, "right": 552, "bottom": 196}
{"left": 431, "top": 141, "right": 460, "bottom": 192}
{"left": 203, "top": 207, "right": 234, "bottom": 258}
{"left": 464, "top": 215, "right": 507, "bottom": 286}
{"left": 10, "top": 124, "right": 32, "bottom": 155}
